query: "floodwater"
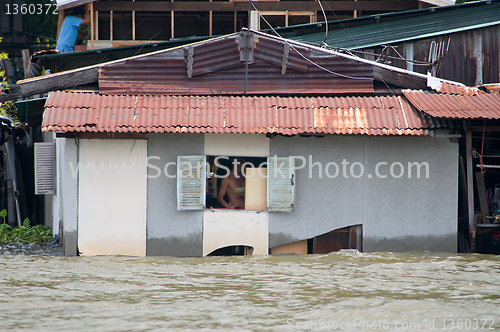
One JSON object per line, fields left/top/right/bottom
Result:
{"left": 0, "top": 245, "right": 499, "bottom": 332}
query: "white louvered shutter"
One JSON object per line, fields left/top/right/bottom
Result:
{"left": 177, "top": 155, "right": 206, "bottom": 210}
{"left": 34, "top": 142, "right": 56, "bottom": 195}
{"left": 267, "top": 156, "right": 295, "bottom": 212}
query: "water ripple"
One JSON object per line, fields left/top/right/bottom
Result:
{"left": 0, "top": 251, "right": 499, "bottom": 331}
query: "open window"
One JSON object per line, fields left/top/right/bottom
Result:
{"left": 176, "top": 155, "right": 295, "bottom": 211}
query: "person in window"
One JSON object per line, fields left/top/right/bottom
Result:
{"left": 217, "top": 158, "right": 245, "bottom": 209}
{"left": 56, "top": 7, "right": 90, "bottom": 53}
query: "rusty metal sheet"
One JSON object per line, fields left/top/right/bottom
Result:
{"left": 431, "top": 81, "right": 485, "bottom": 96}
{"left": 184, "top": 37, "right": 241, "bottom": 77}
{"left": 99, "top": 56, "right": 373, "bottom": 95}
{"left": 43, "top": 91, "right": 456, "bottom": 136}
{"left": 483, "top": 83, "right": 500, "bottom": 94}
{"left": 368, "top": 24, "right": 500, "bottom": 87}
{"left": 98, "top": 33, "right": 374, "bottom": 95}
{"left": 403, "top": 90, "right": 500, "bottom": 119}
{"left": 254, "top": 36, "right": 309, "bottom": 73}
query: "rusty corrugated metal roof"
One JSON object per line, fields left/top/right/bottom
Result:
{"left": 43, "top": 91, "right": 455, "bottom": 136}
{"left": 483, "top": 83, "right": 500, "bottom": 94}
{"left": 430, "top": 81, "right": 485, "bottom": 96}
{"left": 99, "top": 56, "right": 373, "bottom": 96}
{"left": 403, "top": 89, "right": 500, "bottom": 119}
{"left": 98, "top": 32, "right": 374, "bottom": 95}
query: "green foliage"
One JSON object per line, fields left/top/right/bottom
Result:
{"left": 0, "top": 224, "right": 12, "bottom": 242}
{"left": 0, "top": 213, "right": 53, "bottom": 244}
{"left": 0, "top": 209, "right": 7, "bottom": 224}
{"left": 0, "top": 40, "right": 19, "bottom": 122}
{"left": 24, "top": 0, "right": 58, "bottom": 48}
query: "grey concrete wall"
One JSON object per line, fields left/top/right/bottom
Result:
{"left": 146, "top": 133, "right": 204, "bottom": 256}
{"left": 269, "top": 135, "right": 364, "bottom": 247}
{"left": 362, "top": 136, "right": 458, "bottom": 252}
{"left": 269, "top": 135, "right": 458, "bottom": 252}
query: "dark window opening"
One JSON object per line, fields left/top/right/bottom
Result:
{"left": 205, "top": 156, "right": 267, "bottom": 210}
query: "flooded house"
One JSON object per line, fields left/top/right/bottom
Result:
{"left": 36, "top": 30, "right": 466, "bottom": 256}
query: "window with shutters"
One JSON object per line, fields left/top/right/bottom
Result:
{"left": 267, "top": 156, "right": 295, "bottom": 212}
{"left": 34, "top": 142, "right": 56, "bottom": 195}
{"left": 177, "top": 155, "right": 295, "bottom": 212}
{"left": 177, "top": 155, "right": 206, "bottom": 210}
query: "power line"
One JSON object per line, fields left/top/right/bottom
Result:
{"left": 316, "top": 0, "right": 328, "bottom": 46}
{"left": 253, "top": 4, "right": 372, "bottom": 81}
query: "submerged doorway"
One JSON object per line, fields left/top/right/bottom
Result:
{"left": 207, "top": 245, "right": 254, "bottom": 256}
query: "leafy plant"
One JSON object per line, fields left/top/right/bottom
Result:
{"left": 0, "top": 209, "right": 7, "bottom": 224}
{"left": 0, "top": 211, "right": 53, "bottom": 243}
{"left": 0, "top": 39, "right": 19, "bottom": 122}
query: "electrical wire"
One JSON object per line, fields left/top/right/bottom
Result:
{"left": 316, "top": 0, "right": 328, "bottom": 46}
{"left": 253, "top": 4, "right": 372, "bottom": 81}
{"left": 321, "top": 1, "right": 357, "bottom": 49}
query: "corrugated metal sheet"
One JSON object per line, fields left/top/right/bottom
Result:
{"left": 43, "top": 91, "right": 456, "bottom": 136}
{"left": 429, "top": 81, "right": 484, "bottom": 96}
{"left": 267, "top": 1, "right": 500, "bottom": 87}
{"left": 99, "top": 54, "right": 373, "bottom": 95}
{"left": 254, "top": 37, "right": 309, "bottom": 73}
{"left": 98, "top": 32, "right": 373, "bottom": 95}
{"left": 368, "top": 25, "right": 500, "bottom": 87}
{"left": 32, "top": 36, "right": 210, "bottom": 75}
{"left": 403, "top": 90, "right": 500, "bottom": 119}
{"left": 270, "top": 0, "right": 500, "bottom": 50}
{"left": 184, "top": 37, "right": 241, "bottom": 77}
{"left": 483, "top": 83, "right": 500, "bottom": 94}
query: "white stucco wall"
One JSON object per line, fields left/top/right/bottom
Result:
{"left": 78, "top": 139, "right": 147, "bottom": 256}
{"left": 203, "top": 211, "right": 269, "bottom": 256}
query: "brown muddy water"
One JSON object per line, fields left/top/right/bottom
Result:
{"left": 0, "top": 244, "right": 499, "bottom": 331}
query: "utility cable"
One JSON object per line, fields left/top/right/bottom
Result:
{"left": 316, "top": 0, "right": 328, "bottom": 46}
{"left": 254, "top": 4, "right": 372, "bottom": 81}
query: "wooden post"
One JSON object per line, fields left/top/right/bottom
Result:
{"left": 110, "top": 10, "right": 113, "bottom": 41}
{"left": 234, "top": 11, "right": 237, "bottom": 32}
{"left": 56, "top": 9, "right": 65, "bottom": 41}
{"left": 476, "top": 172, "right": 489, "bottom": 225}
{"left": 95, "top": 11, "right": 99, "bottom": 41}
{"left": 90, "top": 2, "right": 94, "bottom": 49}
{"left": 209, "top": 0, "right": 212, "bottom": 36}
{"left": 132, "top": 0, "right": 136, "bottom": 40}
{"left": 466, "top": 127, "right": 475, "bottom": 242}
{"left": 459, "top": 155, "right": 470, "bottom": 252}
{"left": 22, "top": 49, "right": 30, "bottom": 79}
{"left": 171, "top": 0, "right": 174, "bottom": 39}
{"left": 285, "top": 10, "right": 288, "bottom": 27}
{"left": 354, "top": 0, "right": 358, "bottom": 18}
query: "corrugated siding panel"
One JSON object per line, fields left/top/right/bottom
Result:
{"left": 43, "top": 91, "right": 457, "bottom": 135}
{"left": 99, "top": 52, "right": 373, "bottom": 95}
{"left": 282, "top": 1, "right": 500, "bottom": 50}
{"left": 177, "top": 155, "right": 206, "bottom": 210}
{"left": 254, "top": 37, "right": 309, "bottom": 73}
{"left": 185, "top": 38, "right": 241, "bottom": 77}
{"left": 267, "top": 156, "right": 294, "bottom": 212}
